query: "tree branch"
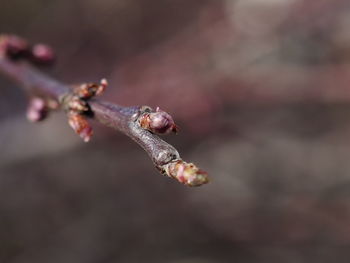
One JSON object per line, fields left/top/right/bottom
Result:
{"left": 0, "top": 35, "right": 209, "bottom": 187}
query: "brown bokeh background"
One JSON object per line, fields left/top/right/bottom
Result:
{"left": 1, "top": 0, "right": 350, "bottom": 262}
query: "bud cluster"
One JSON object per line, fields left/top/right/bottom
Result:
{"left": 66, "top": 79, "right": 108, "bottom": 142}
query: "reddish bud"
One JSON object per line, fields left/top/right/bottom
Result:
{"left": 97, "top": 78, "right": 108, "bottom": 96}
{"left": 68, "top": 112, "right": 93, "bottom": 142}
{"left": 139, "top": 107, "right": 177, "bottom": 134}
{"left": 30, "top": 43, "right": 55, "bottom": 65}
{"left": 166, "top": 160, "right": 209, "bottom": 187}
{"left": 74, "top": 79, "right": 108, "bottom": 99}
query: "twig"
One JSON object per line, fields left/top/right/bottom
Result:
{"left": 0, "top": 34, "right": 209, "bottom": 187}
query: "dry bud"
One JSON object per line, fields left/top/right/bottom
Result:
{"left": 165, "top": 160, "right": 209, "bottom": 187}
{"left": 30, "top": 43, "right": 55, "bottom": 65}
{"left": 139, "top": 107, "right": 178, "bottom": 134}
{"left": 67, "top": 96, "right": 89, "bottom": 113}
{"left": 68, "top": 112, "right": 93, "bottom": 142}
{"left": 74, "top": 79, "right": 108, "bottom": 99}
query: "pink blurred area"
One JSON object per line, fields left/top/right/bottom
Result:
{"left": 1, "top": 0, "right": 350, "bottom": 262}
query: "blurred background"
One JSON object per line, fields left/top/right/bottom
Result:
{"left": 1, "top": 0, "right": 350, "bottom": 262}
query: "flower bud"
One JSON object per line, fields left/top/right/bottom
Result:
{"left": 74, "top": 79, "right": 108, "bottom": 99}
{"left": 68, "top": 112, "right": 93, "bottom": 142}
{"left": 139, "top": 107, "right": 177, "bottom": 134}
{"left": 26, "top": 97, "right": 47, "bottom": 122}
{"left": 166, "top": 160, "right": 209, "bottom": 187}
{"left": 30, "top": 43, "right": 55, "bottom": 65}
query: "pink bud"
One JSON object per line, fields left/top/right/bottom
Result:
{"left": 139, "top": 107, "right": 177, "bottom": 134}
{"left": 26, "top": 97, "right": 47, "bottom": 122}
{"left": 31, "top": 44, "right": 55, "bottom": 65}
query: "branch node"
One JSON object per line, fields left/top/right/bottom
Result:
{"left": 61, "top": 78, "right": 109, "bottom": 142}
